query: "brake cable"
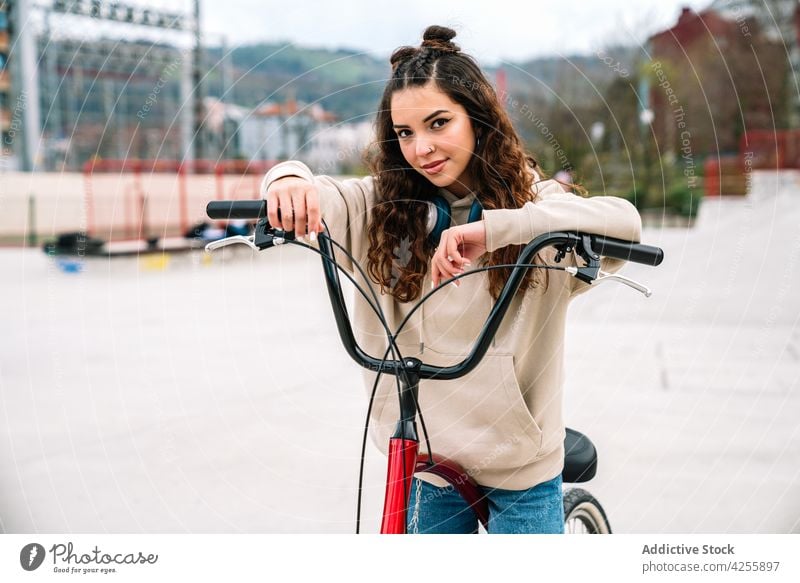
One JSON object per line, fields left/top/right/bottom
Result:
{"left": 285, "top": 227, "right": 423, "bottom": 532}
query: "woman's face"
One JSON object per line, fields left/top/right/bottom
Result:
{"left": 390, "top": 82, "right": 476, "bottom": 197}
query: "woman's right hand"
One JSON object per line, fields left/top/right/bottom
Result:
{"left": 265, "top": 176, "right": 323, "bottom": 239}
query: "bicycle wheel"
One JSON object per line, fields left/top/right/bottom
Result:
{"left": 563, "top": 487, "right": 612, "bottom": 534}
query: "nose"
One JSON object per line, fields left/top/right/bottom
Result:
{"left": 415, "top": 138, "right": 434, "bottom": 159}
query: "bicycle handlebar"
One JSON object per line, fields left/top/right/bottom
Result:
{"left": 205, "top": 199, "right": 664, "bottom": 380}
{"left": 206, "top": 200, "right": 663, "bottom": 268}
{"left": 207, "top": 200, "right": 266, "bottom": 220}
{"left": 590, "top": 235, "right": 663, "bottom": 267}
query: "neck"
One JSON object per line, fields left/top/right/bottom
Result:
{"left": 444, "top": 174, "right": 475, "bottom": 199}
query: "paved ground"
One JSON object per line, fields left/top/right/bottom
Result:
{"left": 1, "top": 180, "right": 798, "bottom": 533}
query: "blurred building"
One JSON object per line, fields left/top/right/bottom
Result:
{"left": 647, "top": 6, "right": 791, "bottom": 157}
{"left": 1, "top": 1, "right": 16, "bottom": 168}
{"left": 304, "top": 119, "right": 374, "bottom": 175}
{"left": 37, "top": 36, "right": 188, "bottom": 170}
{"left": 201, "top": 96, "right": 370, "bottom": 174}
{"left": 1, "top": 2, "right": 372, "bottom": 174}
{"left": 240, "top": 99, "right": 331, "bottom": 162}
{"left": 711, "top": 0, "right": 800, "bottom": 127}
{"left": 1, "top": 0, "right": 196, "bottom": 172}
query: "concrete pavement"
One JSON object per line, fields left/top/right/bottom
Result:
{"left": 1, "top": 172, "right": 798, "bottom": 533}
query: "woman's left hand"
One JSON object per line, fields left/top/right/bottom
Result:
{"left": 431, "top": 221, "right": 487, "bottom": 289}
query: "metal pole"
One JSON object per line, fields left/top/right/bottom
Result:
{"left": 193, "top": 0, "right": 203, "bottom": 164}
{"left": 180, "top": 44, "right": 193, "bottom": 163}
{"left": 220, "top": 35, "right": 232, "bottom": 158}
{"left": 27, "top": 193, "right": 36, "bottom": 247}
{"left": 12, "top": 0, "right": 43, "bottom": 171}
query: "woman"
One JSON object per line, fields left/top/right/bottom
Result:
{"left": 261, "top": 25, "right": 641, "bottom": 533}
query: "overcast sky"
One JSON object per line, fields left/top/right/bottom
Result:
{"left": 202, "top": 0, "right": 713, "bottom": 64}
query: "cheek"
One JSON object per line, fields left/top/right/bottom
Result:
{"left": 398, "top": 141, "right": 414, "bottom": 162}
{"left": 447, "top": 125, "right": 475, "bottom": 157}
{"left": 446, "top": 136, "right": 473, "bottom": 161}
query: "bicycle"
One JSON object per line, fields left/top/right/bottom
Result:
{"left": 204, "top": 198, "right": 664, "bottom": 534}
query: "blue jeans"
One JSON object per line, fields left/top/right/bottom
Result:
{"left": 405, "top": 474, "right": 564, "bottom": 534}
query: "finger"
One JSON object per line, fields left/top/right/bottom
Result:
{"left": 445, "top": 230, "right": 465, "bottom": 267}
{"left": 439, "top": 256, "right": 463, "bottom": 286}
{"left": 278, "top": 190, "right": 294, "bottom": 232}
{"left": 438, "top": 264, "right": 461, "bottom": 287}
{"left": 431, "top": 249, "right": 441, "bottom": 289}
{"left": 306, "top": 187, "right": 321, "bottom": 235}
{"left": 266, "top": 187, "right": 281, "bottom": 230}
{"left": 437, "top": 231, "right": 463, "bottom": 286}
{"left": 431, "top": 246, "right": 441, "bottom": 289}
{"left": 291, "top": 189, "right": 307, "bottom": 237}
{"left": 446, "top": 229, "right": 473, "bottom": 269}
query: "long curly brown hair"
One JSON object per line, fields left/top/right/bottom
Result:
{"left": 366, "top": 25, "right": 547, "bottom": 302}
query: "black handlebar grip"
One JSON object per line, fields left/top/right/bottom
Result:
{"left": 591, "top": 235, "right": 664, "bottom": 266}
{"left": 206, "top": 200, "right": 266, "bottom": 220}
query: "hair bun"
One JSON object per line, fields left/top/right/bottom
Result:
{"left": 389, "top": 46, "right": 418, "bottom": 70}
{"left": 421, "top": 25, "right": 459, "bottom": 53}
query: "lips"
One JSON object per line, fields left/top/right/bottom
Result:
{"left": 422, "top": 159, "right": 447, "bottom": 174}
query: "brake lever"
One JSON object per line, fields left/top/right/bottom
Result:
{"left": 566, "top": 266, "right": 653, "bottom": 297}
{"left": 598, "top": 271, "right": 653, "bottom": 297}
{"left": 205, "top": 235, "right": 258, "bottom": 252}
{"left": 204, "top": 218, "right": 294, "bottom": 253}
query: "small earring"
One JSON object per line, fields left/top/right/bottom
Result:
{"left": 476, "top": 137, "right": 481, "bottom": 149}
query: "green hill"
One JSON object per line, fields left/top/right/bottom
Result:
{"left": 204, "top": 42, "right": 636, "bottom": 124}
{"left": 205, "top": 43, "right": 390, "bottom": 123}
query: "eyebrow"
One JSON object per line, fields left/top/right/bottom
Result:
{"left": 392, "top": 109, "right": 450, "bottom": 129}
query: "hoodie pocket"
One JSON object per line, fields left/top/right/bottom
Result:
{"left": 374, "top": 349, "right": 543, "bottom": 478}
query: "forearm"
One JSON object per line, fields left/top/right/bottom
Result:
{"left": 483, "top": 194, "right": 642, "bottom": 252}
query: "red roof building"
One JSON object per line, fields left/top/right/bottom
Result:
{"left": 646, "top": 6, "right": 789, "bottom": 157}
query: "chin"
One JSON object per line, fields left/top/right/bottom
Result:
{"left": 420, "top": 173, "right": 456, "bottom": 188}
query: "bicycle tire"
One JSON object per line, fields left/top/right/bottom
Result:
{"left": 563, "top": 487, "right": 612, "bottom": 534}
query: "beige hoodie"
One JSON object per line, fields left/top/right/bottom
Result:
{"left": 262, "top": 161, "right": 642, "bottom": 490}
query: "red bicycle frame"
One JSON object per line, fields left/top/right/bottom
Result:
{"left": 381, "top": 437, "right": 419, "bottom": 534}
{"left": 382, "top": 439, "right": 493, "bottom": 533}
{"left": 378, "top": 362, "right": 490, "bottom": 534}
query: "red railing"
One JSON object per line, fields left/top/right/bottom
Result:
{"left": 740, "top": 130, "right": 800, "bottom": 170}
{"left": 82, "top": 159, "right": 278, "bottom": 240}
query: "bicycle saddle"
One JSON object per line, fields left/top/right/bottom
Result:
{"left": 562, "top": 428, "right": 597, "bottom": 483}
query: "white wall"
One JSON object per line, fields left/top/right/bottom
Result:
{"left": 0, "top": 171, "right": 270, "bottom": 242}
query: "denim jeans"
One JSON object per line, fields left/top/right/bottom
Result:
{"left": 405, "top": 474, "right": 564, "bottom": 534}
